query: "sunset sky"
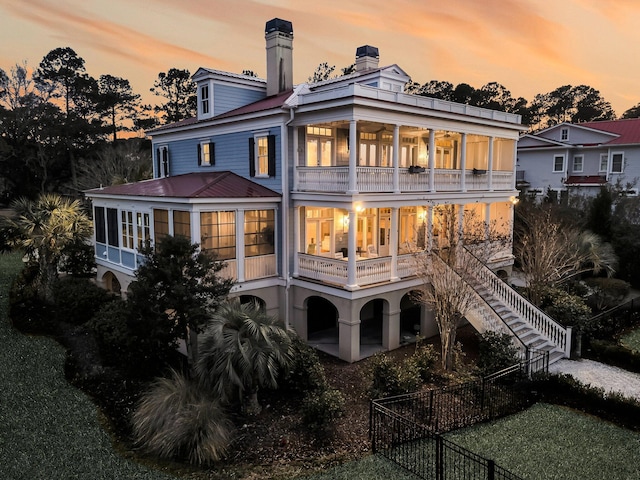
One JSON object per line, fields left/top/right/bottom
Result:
{"left": 1, "top": 0, "right": 639, "bottom": 116}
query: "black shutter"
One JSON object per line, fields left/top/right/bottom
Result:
{"left": 268, "top": 134, "right": 276, "bottom": 177}
{"left": 156, "top": 148, "right": 161, "bottom": 177}
{"left": 209, "top": 142, "right": 215, "bottom": 165}
{"left": 162, "top": 148, "right": 169, "bottom": 177}
{"left": 249, "top": 137, "right": 255, "bottom": 177}
{"left": 197, "top": 143, "right": 202, "bottom": 166}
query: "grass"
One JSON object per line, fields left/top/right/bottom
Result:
{"left": 444, "top": 403, "right": 640, "bottom": 480}
{"left": 0, "top": 253, "right": 176, "bottom": 480}
{"left": 620, "top": 327, "right": 640, "bottom": 353}
{"left": 297, "top": 454, "right": 418, "bottom": 480}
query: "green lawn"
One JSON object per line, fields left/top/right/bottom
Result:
{"left": 620, "top": 327, "right": 640, "bottom": 353}
{"left": 0, "top": 253, "right": 176, "bottom": 480}
{"left": 444, "top": 403, "right": 640, "bottom": 480}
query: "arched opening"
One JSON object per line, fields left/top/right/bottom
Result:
{"left": 307, "top": 296, "right": 339, "bottom": 344}
{"left": 102, "top": 271, "right": 121, "bottom": 296}
{"left": 496, "top": 269, "right": 509, "bottom": 282}
{"left": 360, "top": 299, "right": 384, "bottom": 352}
{"left": 400, "top": 292, "right": 422, "bottom": 343}
{"left": 239, "top": 295, "right": 266, "bottom": 311}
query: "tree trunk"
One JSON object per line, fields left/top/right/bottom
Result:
{"left": 242, "top": 389, "right": 262, "bottom": 416}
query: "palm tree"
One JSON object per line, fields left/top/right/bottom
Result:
{"left": 195, "top": 299, "right": 293, "bottom": 415}
{"left": 1, "top": 193, "right": 92, "bottom": 301}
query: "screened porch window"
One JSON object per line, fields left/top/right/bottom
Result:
{"left": 200, "top": 211, "right": 236, "bottom": 260}
{"left": 244, "top": 209, "right": 275, "bottom": 257}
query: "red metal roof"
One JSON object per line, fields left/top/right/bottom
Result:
{"left": 148, "top": 89, "right": 293, "bottom": 134}
{"left": 580, "top": 118, "right": 640, "bottom": 145}
{"left": 564, "top": 175, "right": 607, "bottom": 185}
{"left": 85, "top": 172, "right": 281, "bottom": 199}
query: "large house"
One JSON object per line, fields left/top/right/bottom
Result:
{"left": 86, "top": 18, "right": 571, "bottom": 363}
{"left": 516, "top": 118, "right": 640, "bottom": 201}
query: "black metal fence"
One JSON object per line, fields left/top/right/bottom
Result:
{"left": 370, "top": 353, "right": 548, "bottom": 480}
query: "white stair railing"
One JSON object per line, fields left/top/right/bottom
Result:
{"left": 459, "top": 247, "right": 571, "bottom": 358}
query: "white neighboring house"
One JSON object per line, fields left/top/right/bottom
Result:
{"left": 516, "top": 119, "right": 640, "bottom": 201}
{"left": 85, "top": 18, "right": 571, "bottom": 364}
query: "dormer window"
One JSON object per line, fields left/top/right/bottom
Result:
{"left": 561, "top": 128, "right": 568, "bottom": 141}
{"left": 200, "top": 85, "right": 210, "bottom": 115}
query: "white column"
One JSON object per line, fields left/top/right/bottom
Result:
{"left": 390, "top": 207, "right": 399, "bottom": 281}
{"left": 348, "top": 120, "right": 358, "bottom": 194}
{"left": 292, "top": 126, "right": 299, "bottom": 191}
{"left": 393, "top": 124, "right": 400, "bottom": 193}
{"left": 236, "top": 210, "right": 245, "bottom": 282}
{"left": 293, "top": 205, "right": 300, "bottom": 277}
{"left": 426, "top": 205, "right": 434, "bottom": 251}
{"left": 488, "top": 136, "right": 494, "bottom": 192}
{"left": 512, "top": 140, "right": 518, "bottom": 189}
{"left": 460, "top": 133, "right": 467, "bottom": 192}
{"left": 383, "top": 307, "right": 400, "bottom": 350}
{"left": 428, "top": 129, "right": 436, "bottom": 191}
{"left": 346, "top": 209, "right": 358, "bottom": 289}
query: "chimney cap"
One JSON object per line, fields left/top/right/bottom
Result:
{"left": 266, "top": 18, "right": 293, "bottom": 35}
{"left": 356, "top": 45, "right": 379, "bottom": 59}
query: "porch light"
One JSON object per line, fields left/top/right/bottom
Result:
{"left": 342, "top": 214, "right": 350, "bottom": 233}
{"left": 510, "top": 196, "right": 520, "bottom": 205}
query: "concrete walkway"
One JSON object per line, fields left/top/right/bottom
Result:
{"left": 549, "top": 358, "right": 640, "bottom": 401}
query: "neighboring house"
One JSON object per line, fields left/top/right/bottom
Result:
{"left": 86, "top": 18, "right": 570, "bottom": 363}
{"left": 517, "top": 119, "right": 640, "bottom": 201}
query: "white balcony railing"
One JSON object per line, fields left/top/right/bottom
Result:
{"left": 296, "top": 166, "right": 514, "bottom": 194}
{"left": 219, "top": 254, "right": 277, "bottom": 282}
{"left": 297, "top": 252, "right": 427, "bottom": 288}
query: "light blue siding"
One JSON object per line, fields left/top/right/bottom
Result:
{"left": 214, "top": 84, "right": 265, "bottom": 116}
{"left": 166, "top": 128, "right": 283, "bottom": 193}
{"left": 121, "top": 251, "right": 136, "bottom": 269}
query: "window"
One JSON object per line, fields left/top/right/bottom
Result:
{"left": 106, "top": 208, "right": 119, "bottom": 247}
{"left": 561, "top": 128, "right": 569, "bottom": 141}
{"left": 198, "top": 142, "right": 215, "bottom": 166}
{"left": 572, "top": 155, "right": 583, "bottom": 173}
{"left": 599, "top": 153, "right": 608, "bottom": 172}
{"left": 611, "top": 152, "right": 624, "bottom": 173}
{"left": 153, "top": 209, "right": 169, "bottom": 245}
{"left": 553, "top": 155, "right": 565, "bottom": 173}
{"left": 136, "top": 212, "right": 150, "bottom": 250}
{"left": 121, "top": 211, "right": 134, "bottom": 249}
{"left": 244, "top": 210, "right": 275, "bottom": 257}
{"left": 94, "top": 207, "right": 106, "bottom": 244}
{"left": 173, "top": 210, "right": 191, "bottom": 239}
{"left": 201, "top": 211, "right": 236, "bottom": 260}
{"left": 359, "top": 132, "right": 377, "bottom": 166}
{"left": 306, "top": 126, "right": 333, "bottom": 167}
{"left": 249, "top": 134, "right": 275, "bottom": 177}
{"left": 156, "top": 146, "right": 169, "bottom": 177}
{"left": 200, "top": 85, "right": 209, "bottom": 115}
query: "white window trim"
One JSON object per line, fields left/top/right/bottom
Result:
{"left": 611, "top": 151, "right": 624, "bottom": 173}
{"left": 599, "top": 153, "right": 608, "bottom": 173}
{"left": 198, "top": 81, "right": 213, "bottom": 120}
{"left": 561, "top": 128, "right": 569, "bottom": 141}
{"left": 572, "top": 155, "right": 584, "bottom": 173}
{"left": 553, "top": 154, "right": 566, "bottom": 173}
{"left": 254, "top": 131, "right": 270, "bottom": 178}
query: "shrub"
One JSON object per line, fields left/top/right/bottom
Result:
{"left": 300, "top": 387, "right": 345, "bottom": 434}
{"left": 53, "top": 277, "right": 115, "bottom": 326}
{"left": 477, "top": 331, "right": 520, "bottom": 376}
{"left": 132, "top": 369, "right": 233, "bottom": 465}
{"left": 586, "top": 339, "right": 640, "bottom": 374}
{"left": 281, "top": 333, "right": 328, "bottom": 394}
{"left": 59, "top": 239, "right": 96, "bottom": 278}
{"left": 586, "top": 277, "right": 631, "bottom": 311}
{"left": 408, "top": 343, "right": 439, "bottom": 382}
{"left": 368, "top": 353, "right": 421, "bottom": 399}
{"left": 8, "top": 263, "right": 53, "bottom": 334}
{"left": 539, "top": 286, "right": 592, "bottom": 331}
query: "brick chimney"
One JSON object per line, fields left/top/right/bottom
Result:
{"left": 265, "top": 18, "right": 293, "bottom": 96}
{"left": 355, "top": 45, "right": 379, "bottom": 72}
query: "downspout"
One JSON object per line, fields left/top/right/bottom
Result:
{"left": 281, "top": 107, "right": 296, "bottom": 330}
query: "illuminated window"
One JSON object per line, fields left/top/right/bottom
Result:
{"left": 173, "top": 210, "right": 191, "bottom": 239}
{"left": 306, "top": 126, "right": 333, "bottom": 166}
{"left": 153, "top": 209, "right": 169, "bottom": 245}
{"left": 244, "top": 210, "right": 275, "bottom": 257}
{"left": 121, "top": 211, "right": 134, "bottom": 249}
{"left": 198, "top": 141, "right": 215, "bottom": 166}
{"left": 250, "top": 134, "right": 275, "bottom": 177}
{"left": 200, "top": 211, "right": 236, "bottom": 260}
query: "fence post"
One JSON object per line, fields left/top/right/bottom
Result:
{"left": 436, "top": 435, "right": 444, "bottom": 480}
{"left": 488, "top": 459, "right": 495, "bottom": 480}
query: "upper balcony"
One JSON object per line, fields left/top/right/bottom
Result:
{"left": 292, "top": 123, "right": 517, "bottom": 195}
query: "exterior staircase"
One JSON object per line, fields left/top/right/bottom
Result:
{"left": 452, "top": 248, "right": 571, "bottom": 366}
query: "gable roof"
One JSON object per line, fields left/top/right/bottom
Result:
{"left": 85, "top": 172, "right": 281, "bottom": 200}
{"left": 579, "top": 118, "right": 640, "bottom": 145}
